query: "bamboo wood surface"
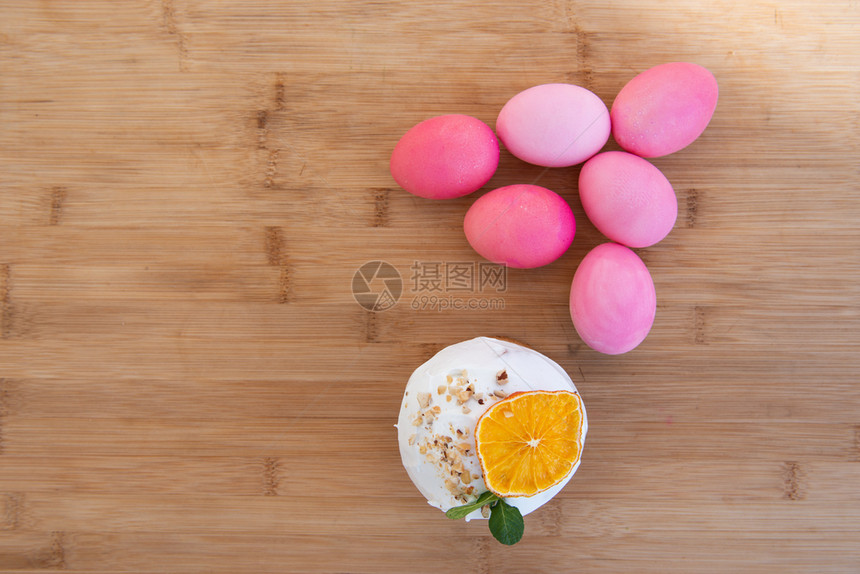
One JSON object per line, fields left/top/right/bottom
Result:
{"left": 1, "top": 0, "right": 859, "bottom": 572}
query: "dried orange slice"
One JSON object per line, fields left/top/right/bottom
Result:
{"left": 475, "top": 390, "right": 585, "bottom": 497}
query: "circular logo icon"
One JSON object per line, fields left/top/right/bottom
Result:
{"left": 352, "top": 261, "right": 402, "bottom": 312}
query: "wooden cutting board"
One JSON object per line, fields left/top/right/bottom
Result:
{"left": 1, "top": 1, "right": 858, "bottom": 571}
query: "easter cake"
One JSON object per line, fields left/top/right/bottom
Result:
{"left": 396, "top": 336, "right": 587, "bottom": 534}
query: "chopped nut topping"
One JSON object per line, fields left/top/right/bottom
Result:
{"left": 417, "top": 392, "right": 431, "bottom": 409}
{"left": 410, "top": 379, "right": 486, "bottom": 503}
{"left": 481, "top": 505, "right": 491, "bottom": 518}
{"left": 477, "top": 399, "right": 485, "bottom": 405}
{"left": 446, "top": 375, "right": 453, "bottom": 383}
{"left": 496, "top": 369, "right": 508, "bottom": 383}
{"left": 493, "top": 390, "right": 507, "bottom": 399}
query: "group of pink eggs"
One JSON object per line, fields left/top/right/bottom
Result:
{"left": 390, "top": 62, "right": 718, "bottom": 354}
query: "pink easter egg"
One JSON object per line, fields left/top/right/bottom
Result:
{"left": 496, "top": 84, "right": 611, "bottom": 168}
{"left": 390, "top": 114, "right": 500, "bottom": 199}
{"left": 611, "top": 62, "right": 719, "bottom": 158}
{"left": 569, "top": 243, "right": 656, "bottom": 354}
{"left": 579, "top": 151, "right": 678, "bottom": 248}
{"left": 464, "top": 184, "right": 575, "bottom": 269}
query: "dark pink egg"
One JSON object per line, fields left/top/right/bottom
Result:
{"left": 611, "top": 62, "right": 718, "bottom": 158}
{"left": 464, "top": 184, "right": 575, "bottom": 269}
{"left": 390, "top": 114, "right": 500, "bottom": 199}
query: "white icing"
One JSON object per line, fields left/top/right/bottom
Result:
{"left": 396, "top": 336, "right": 587, "bottom": 520}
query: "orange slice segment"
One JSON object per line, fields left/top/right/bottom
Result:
{"left": 475, "top": 390, "right": 585, "bottom": 497}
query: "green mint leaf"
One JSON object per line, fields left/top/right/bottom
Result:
{"left": 488, "top": 499, "right": 524, "bottom": 545}
{"left": 445, "top": 491, "right": 499, "bottom": 520}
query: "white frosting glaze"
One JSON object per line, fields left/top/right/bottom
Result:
{"left": 396, "top": 336, "right": 587, "bottom": 520}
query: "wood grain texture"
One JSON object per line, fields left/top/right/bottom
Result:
{"left": 1, "top": 0, "right": 859, "bottom": 572}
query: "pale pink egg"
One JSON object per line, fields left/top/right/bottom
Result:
{"left": 569, "top": 243, "right": 656, "bottom": 354}
{"left": 390, "top": 114, "right": 499, "bottom": 199}
{"left": 579, "top": 151, "right": 678, "bottom": 248}
{"left": 464, "top": 184, "right": 575, "bottom": 269}
{"left": 496, "top": 84, "right": 610, "bottom": 168}
{"left": 611, "top": 62, "right": 718, "bottom": 158}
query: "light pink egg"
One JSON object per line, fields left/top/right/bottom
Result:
{"left": 569, "top": 243, "right": 656, "bottom": 355}
{"left": 579, "top": 151, "right": 678, "bottom": 248}
{"left": 464, "top": 184, "right": 575, "bottom": 269}
{"left": 390, "top": 114, "right": 499, "bottom": 199}
{"left": 611, "top": 62, "right": 718, "bottom": 158}
{"left": 496, "top": 84, "right": 610, "bottom": 168}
